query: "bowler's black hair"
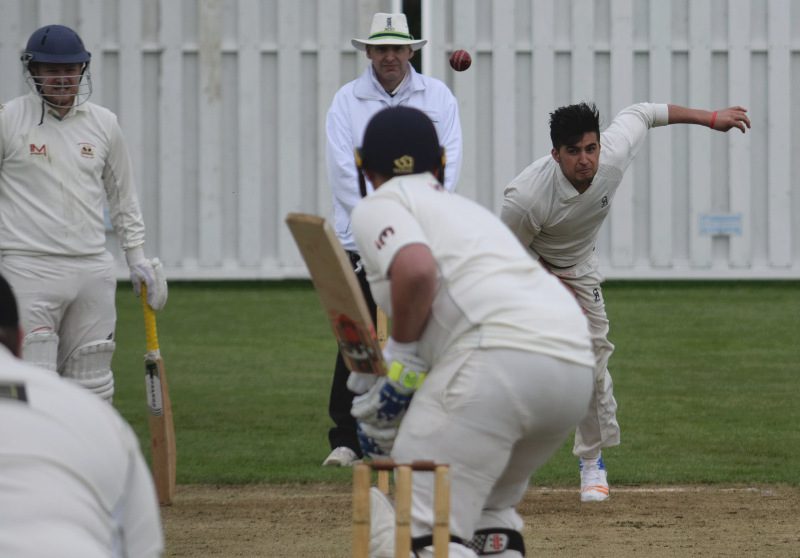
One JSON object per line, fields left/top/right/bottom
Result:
{"left": 549, "top": 102, "right": 600, "bottom": 150}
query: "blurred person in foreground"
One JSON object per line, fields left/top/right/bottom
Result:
{"left": 0, "top": 272, "right": 164, "bottom": 557}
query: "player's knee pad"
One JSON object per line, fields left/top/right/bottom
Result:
{"left": 62, "top": 340, "right": 116, "bottom": 402}
{"left": 21, "top": 330, "right": 59, "bottom": 371}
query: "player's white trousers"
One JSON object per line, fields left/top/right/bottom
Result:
{"left": 392, "top": 347, "right": 593, "bottom": 549}
{"left": 0, "top": 252, "right": 117, "bottom": 369}
{"left": 556, "top": 267, "right": 620, "bottom": 458}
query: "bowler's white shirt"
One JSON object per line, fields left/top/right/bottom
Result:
{"left": 501, "top": 103, "right": 669, "bottom": 269}
{"left": 0, "top": 346, "right": 163, "bottom": 557}
{"left": 0, "top": 93, "right": 145, "bottom": 256}
{"left": 351, "top": 172, "right": 594, "bottom": 368}
{"left": 326, "top": 64, "right": 462, "bottom": 252}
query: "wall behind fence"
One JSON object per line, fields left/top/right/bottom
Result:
{"left": 1, "top": 0, "right": 798, "bottom": 279}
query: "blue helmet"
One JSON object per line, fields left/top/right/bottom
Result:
{"left": 21, "top": 24, "right": 91, "bottom": 65}
{"left": 355, "top": 106, "right": 446, "bottom": 197}
{"left": 359, "top": 106, "right": 444, "bottom": 177}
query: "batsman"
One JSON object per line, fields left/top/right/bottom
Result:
{"left": 347, "top": 106, "right": 595, "bottom": 557}
{"left": 0, "top": 25, "right": 167, "bottom": 401}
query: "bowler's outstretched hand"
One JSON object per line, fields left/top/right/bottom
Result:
{"left": 712, "top": 106, "right": 751, "bottom": 133}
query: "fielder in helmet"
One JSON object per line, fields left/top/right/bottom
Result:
{"left": 0, "top": 24, "right": 168, "bottom": 402}
{"left": 348, "top": 106, "right": 596, "bottom": 557}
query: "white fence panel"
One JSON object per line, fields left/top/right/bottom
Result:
{"left": 648, "top": 0, "right": 673, "bottom": 269}
{"left": 728, "top": 0, "right": 752, "bottom": 269}
{"left": 609, "top": 0, "right": 634, "bottom": 268}
{"left": 767, "top": 0, "right": 792, "bottom": 268}
{"left": 157, "top": 0, "right": 184, "bottom": 268}
{"left": 0, "top": 0, "right": 797, "bottom": 279}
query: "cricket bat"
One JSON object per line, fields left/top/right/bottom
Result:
{"left": 376, "top": 307, "right": 389, "bottom": 349}
{"left": 142, "top": 286, "right": 177, "bottom": 505}
{"left": 286, "top": 213, "right": 385, "bottom": 376}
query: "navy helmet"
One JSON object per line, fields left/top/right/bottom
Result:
{"left": 21, "top": 25, "right": 93, "bottom": 109}
{"left": 21, "top": 24, "right": 91, "bottom": 66}
{"left": 358, "top": 106, "right": 444, "bottom": 181}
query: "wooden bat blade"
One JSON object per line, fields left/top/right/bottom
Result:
{"left": 286, "top": 213, "right": 385, "bottom": 375}
{"left": 145, "top": 355, "right": 176, "bottom": 505}
{"left": 142, "top": 287, "right": 176, "bottom": 506}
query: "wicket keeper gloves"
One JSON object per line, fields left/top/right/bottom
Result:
{"left": 350, "top": 338, "right": 428, "bottom": 429}
{"left": 126, "top": 247, "right": 169, "bottom": 310}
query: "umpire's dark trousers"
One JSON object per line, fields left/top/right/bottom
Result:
{"left": 328, "top": 251, "right": 378, "bottom": 457}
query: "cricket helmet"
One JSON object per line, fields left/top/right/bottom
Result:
{"left": 357, "top": 106, "right": 445, "bottom": 180}
{"left": 20, "top": 25, "right": 93, "bottom": 108}
{"left": 21, "top": 24, "right": 91, "bottom": 65}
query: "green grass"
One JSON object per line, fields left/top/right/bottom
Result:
{"left": 112, "top": 280, "right": 800, "bottom": 487}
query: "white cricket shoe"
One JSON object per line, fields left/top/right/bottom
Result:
{"left": 580, "top": 455, "right": 610, "bottom": 502}
{"left": 322, "top": 446, "right": 361, "bottom": 467}
{"left": 369, "top": 487, "right": 396, "bottom": 558}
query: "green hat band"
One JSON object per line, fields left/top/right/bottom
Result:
{"left": 368, "top": 31, "right": 414, "bottom": 40}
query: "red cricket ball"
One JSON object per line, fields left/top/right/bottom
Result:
{"left": 449, "top": 49, "right": 471, "bottom": 72}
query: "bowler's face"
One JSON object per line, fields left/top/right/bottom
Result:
{"left": 551, "top": 132, "right": 601, "bottom": 193}
{"left": 366, "top": 45, "right": 413, "bottom": 90}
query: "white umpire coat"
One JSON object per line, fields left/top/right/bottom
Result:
{"left": 326, "top": 64, "right": 462, "bottom": 252}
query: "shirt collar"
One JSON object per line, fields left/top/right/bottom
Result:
{"left": 355, "top": 63, "right": 425, "bottom": 100}
{"left": 554, "top": 161, "right": 582, "bottom": 200}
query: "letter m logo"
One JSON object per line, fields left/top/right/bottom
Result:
{"left": 30, "top": 144, "right": 47, "bottom": 156}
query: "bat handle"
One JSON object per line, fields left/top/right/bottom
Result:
{"left": 141, "top": 285, "right": 160, "bottom": 352}
{"left": 376, "top": 307, "right": 389, "bottom": 349}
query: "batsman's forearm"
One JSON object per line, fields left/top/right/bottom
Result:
{"left": 388, "top": 245, "right": 437, "bottom": 343}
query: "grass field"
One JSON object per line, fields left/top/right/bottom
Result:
{"left": 111, "top": 280, "right": 800, "bottom": 488}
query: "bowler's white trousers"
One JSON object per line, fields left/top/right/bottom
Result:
{"left": 392, "top": 347, "right": 593, "bottom": 556}
{"left": 548, "top": 259, "right": 620, "bottom": 458}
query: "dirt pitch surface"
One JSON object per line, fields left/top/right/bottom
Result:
{"left": 162, "top": 483, "right": 799, "bottom": 557}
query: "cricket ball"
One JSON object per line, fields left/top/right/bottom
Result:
{"left": 449, "top": 49, "right": 471, "bottom": 72}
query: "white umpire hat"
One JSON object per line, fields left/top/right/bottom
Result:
{"left": 351, "top": 13, "right": 427, "bottom": 51}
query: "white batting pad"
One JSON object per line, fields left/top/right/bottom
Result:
{"left": 21, "top": 330, "right": 59, "bottom": 372}
{"left": 63, "top": 340, "right": 116, "bottom": 402}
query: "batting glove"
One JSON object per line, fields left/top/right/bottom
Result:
{"left": 347, "top": 371, "right": 378, "bottom": 395}
{"left": 126, "top": 247, "right": 169, "bottom": 310}
{"left": 356, "top": 421, "right": 397, "bottom": 458}
{"left": 350, "top": 338, "right": 428, "bottom": 428}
